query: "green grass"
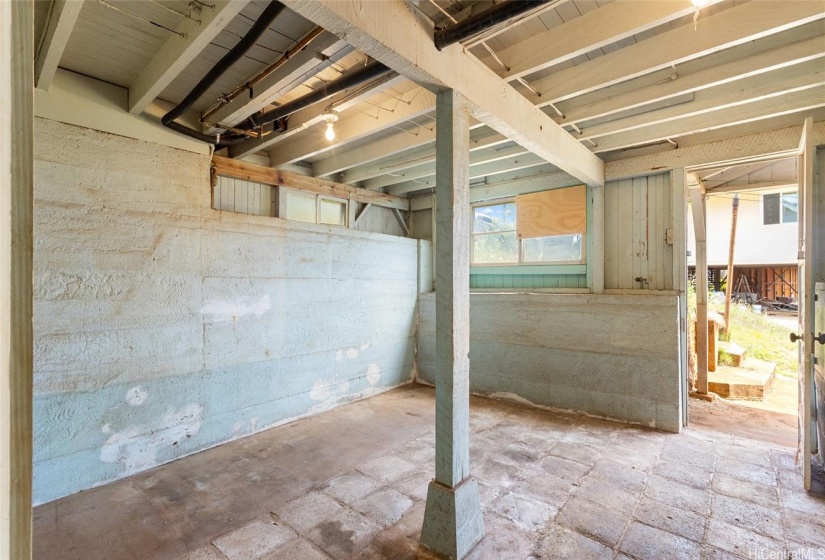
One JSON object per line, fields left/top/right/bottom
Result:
{"left": 711, "top": 301, "right": 798, "bottom": 378}
{"left": 688, "top": 280, "right": 798, "bottom": 378}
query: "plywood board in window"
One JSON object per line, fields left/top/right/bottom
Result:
{"left": 516, "top": 185, "right": 586, "bottom": 239}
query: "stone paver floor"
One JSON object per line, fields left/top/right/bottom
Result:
{"left": 179, "top": 389, "right": 825, "bottom": 560}
{"left": 36, "top": 385, "right": 825, "bottom": 560}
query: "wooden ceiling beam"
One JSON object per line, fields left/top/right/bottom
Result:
{"left": 556, "top": 32, "right": 825, "bottom": 127}
{"left": 279, "top": 0, "right": 604, "bottom": 186}
{"left": 346, "top": 130, "right": 509, "bottom": 185}
{"left": 205, "top": 32, "right": 348, "bottom": 130}
{"left": 529, "top": 1, "right": 825, "bottom": 106}
{"left": 233, "top": 82, "right": 436, "bottom": 161}
{"left": 605, "top": 120, "right": 825, "bottom": 180}
{"left": 485, "top": 0, "right": 700, "bottom": 82}
{"left": 128, "top": 0, "right": 248, "bottom": 115}
{"left": 363, "top": 142, "right": 529, "bottom": 190}
{"left": 386, "top": 153, "right": 548, "bottom": 196}
{"left": 578, "top": 60, "right": 825, "bottom": 142}
{"left": 35, "top": 0, "right": 83, "bottom": 91}
{"left": 591, "top": 85, "right": 825, "bottom": 154}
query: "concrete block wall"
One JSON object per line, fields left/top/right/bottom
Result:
{"left": 32, "top": 118, "right": 419, "bottom": 504}
{"left": 417, "top": 292, "right": 682, "bottom": 432}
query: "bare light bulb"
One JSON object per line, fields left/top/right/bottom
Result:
{"left": 322, "top": 110, "right": 338, "bottom": 142}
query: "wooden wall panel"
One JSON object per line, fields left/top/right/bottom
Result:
{"left": 516, "top": 184, "right": 586, "bottom": 238}
{"left": 214, "top": 175, "right": 275, "bottom": 217}
{"left": 604, "top": 173, "right": 674, "bottom": 290}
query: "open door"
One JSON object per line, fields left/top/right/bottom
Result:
{"left": 796, "top": 117, "right": 817, "bottom": 489}
{"left": 816, "top": 282, "right": 825, "bottom": 471}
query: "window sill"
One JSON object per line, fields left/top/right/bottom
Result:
{"left": 470, "top": 264, "right": 586, "bottom": 275}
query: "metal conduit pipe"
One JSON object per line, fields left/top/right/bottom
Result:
{"left": 161, "top": 0, "right": 286, "bottom": 148}
{"left": 247, "top": 61, "right": 394, "bottom": 129}
{"left": 433, "top": 0, "right": 549, "bottom": 51}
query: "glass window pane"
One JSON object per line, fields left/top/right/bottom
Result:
{"left": 763, "top": 193, "right": 780, "bottom": 225}
{"left": 781, "top": 192, "right": 798, "bottom": 223}
{"left": 474, "top": 203, "right": 516, "bottom": 233}
{"left": 472, "top": 231, "right": 518, "bottom": 263}
{"left": 319, "top": 198, "right": 347, "bottom": 226}
{"left": 287, "top": 191, "right": 317, "bottom": 223}
{"left": 523, "top": 234, "right": 583, "bottom": 263}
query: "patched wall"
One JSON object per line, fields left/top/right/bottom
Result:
{"left": 417, "top": 292, "right": 683, "bottom": 432}
{"left": 33, "top": 119, "right": 419, "bottom": 504}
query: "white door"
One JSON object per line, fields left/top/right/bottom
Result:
{"left": 796, "top": 117, "right": 816, "bottom": 489}
{"left": 815, "top": 282, "right": 824, "bottom": 470}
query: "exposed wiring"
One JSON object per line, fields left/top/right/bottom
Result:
{"left": 98, "top": 0, "right": 186, "bottom": 38}
{"left": 427, "top": 0, "right": 459, "bottom": 24}
{"left": 148, "top": 0, "right": 199, "bottom": 24}
{"left": 481, "top": 42, "right": 509, "bottom": 72}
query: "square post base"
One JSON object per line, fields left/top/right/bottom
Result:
{"left": 418, "top": 478, "right": 484, "bottom": 560}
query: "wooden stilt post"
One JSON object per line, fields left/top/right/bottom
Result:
{"left": 1, "top": 0, "right": 34, "bottom": 557}
{"left": 419, "top": 90, "right": 484, "bottom": 560}
{"left": 689, "top": 183, "right": 709, "bottom": 395}
{"left": 722, "top": 194, "right": 740, "bottom": 338}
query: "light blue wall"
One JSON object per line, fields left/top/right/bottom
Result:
{"left": 417, "top": 292, "right": 682, "bottom": 432}
{"left": 33, "top": 118, "right": 419, "bottom": 504}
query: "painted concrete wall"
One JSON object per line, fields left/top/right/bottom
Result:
{"left": 417, "top": 292, "right": 682, "bottom": 432}
{"left": 687, "top": 189, "right": 798, "bottom": 266}
{"left": 32, "top": 118, "right": 419, "bottom": 504}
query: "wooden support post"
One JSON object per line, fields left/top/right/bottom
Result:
{"left": 420, "top": 90, "right": 484, "bottom": 560}
{"left": 689, "top": 184, "right": 709, "bottom": 394}
{"left": 1, "top": 0, "right": 34, "bottom": 558}
{"left": 722, "top": 194, "right": 740, "bottom": 337}
{"left": 591, "top": 185, "right": 605, "bottom": 294}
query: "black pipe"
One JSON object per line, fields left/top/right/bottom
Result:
{"left": 162, "top": 0, "right": 286, "bottom": 148}
{"left": 250, "top": 61, "right": 394, "bottom": 128}
{"left": 434, "top": 0, "right": 548, "bottom": 51}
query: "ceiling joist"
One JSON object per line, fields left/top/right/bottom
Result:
{"left": 279, "top": 0, "right": 604, "bottom": 186}
{"left": 486, "top": 0, "right": 701, "bottom": 82}
{"left": 529, "top": 0, "right": 825, "bottom": 106}
{"left": 35, "top": 0, "right": 84, "bottom": 91}
{"left": 128, "top": 0, "right": 248, "bottom": 115}
{"left": 592, "top": 85, "right": 825, "bottom": 153}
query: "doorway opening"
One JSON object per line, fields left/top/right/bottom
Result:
{"left": 684, "top": 156, "right": 801, "bottom": 448}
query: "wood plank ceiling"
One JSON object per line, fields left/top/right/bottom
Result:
{"left": 35, "top": 0, "right": 825, "bottom": 197}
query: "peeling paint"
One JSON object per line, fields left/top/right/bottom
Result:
{"left": 346, "top": 348, "right": 359, "bottom": 359}
{"left": 200, "top": 294, "right": 271, "bottom": 321}
{"left": 99, "top": 404, "right": 204, "bottom": 474}
{"left": 125, "top": 386, "right": 148, "bottom": 406}
{"left": 367, "top": 363, "right": 381, "bottom": 386}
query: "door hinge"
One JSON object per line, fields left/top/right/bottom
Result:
{"left": 798, "top": 250, "right": 806, "bottom": 260}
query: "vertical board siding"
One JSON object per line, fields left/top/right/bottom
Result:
{"left": 604, "top": 173, "right": 673, "bottom": 290}
{"left": 352, "top": 204, "right": 406, "bottom": 237}
{"left": 214, "top": 175, "right": 274, "bottom": 217}
{"left": 470, "top": 273, "right": 587, "bottom": 289}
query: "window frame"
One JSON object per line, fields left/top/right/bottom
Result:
{"left": 278, "top": 187, "right": 349, "bottom": 228}
{"left": 470, "top": 196, "right": 587, "bottom": 267}
{"left": 761, "top": 190, "right": 798, "bottom": 226}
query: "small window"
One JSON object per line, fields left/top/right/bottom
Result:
{"left": 319, "top": 197, "right": 347, "bottom": 226}
{"left": 471, "top": 185, "right": 586, "bottom": 265}
{"left": 473, "top": 202, "right": 518, "bottom": 263}
{"left": 280, "top": 188, "right": 348, "bottom": 227}
{"left": 286, "top": 191, "right": 318, "bottom": 223}
{"left": 763, "top": 192, "right": 797, "bottom": 225}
